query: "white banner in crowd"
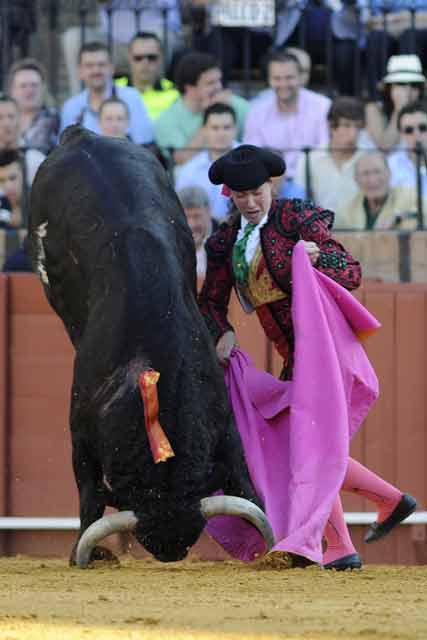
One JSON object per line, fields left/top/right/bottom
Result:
{"left": 211, "top": 0, "right": 276, "bottom": 27}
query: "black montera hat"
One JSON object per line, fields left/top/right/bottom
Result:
{"left": 208, "top": 144, "right": 286, "bottom": 191}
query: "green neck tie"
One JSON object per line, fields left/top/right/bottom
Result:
{"left": 232, "top": 222, "right": 257, "bottom": 286}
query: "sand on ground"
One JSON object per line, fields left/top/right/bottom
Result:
{"left": 0, "top": 557, "right": 426, "bottom": 640}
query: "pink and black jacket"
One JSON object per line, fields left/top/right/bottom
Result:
{"left": 198, "top": 198, "right": 361, "bottom": 378}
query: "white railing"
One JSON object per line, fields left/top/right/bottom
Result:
{"left": 0, "top": 513, "right": 426, "bottom": 530}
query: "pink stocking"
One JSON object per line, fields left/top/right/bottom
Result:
{"left": 342, "top": 458, "right": 402, "bottom": 523}
{"left": 323, "top": 494, "right": 357, "bottom": 565}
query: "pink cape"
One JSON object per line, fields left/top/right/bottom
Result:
{"left": 206, "top": 241, "right": 380, "bottom": 563}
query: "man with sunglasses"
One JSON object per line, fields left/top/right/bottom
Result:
{"left": 388, "top": 100, "right": 427, "bottom": 194}
{"left": 115, "top": 32, "right": 179, "bottom": 121}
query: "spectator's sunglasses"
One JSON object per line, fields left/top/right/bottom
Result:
{"left": 132, "top": 54, "right": 159, "bottom": 62}
{"left": 402, "top": 123, "right": 427, "bottom": 134}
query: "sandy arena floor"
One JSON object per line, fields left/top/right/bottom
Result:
{"left": 0, "top": 557, "right": 426, "bottom": 640}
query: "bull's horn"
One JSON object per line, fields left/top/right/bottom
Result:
{"left": 75, "top": 510, "right": 138, "bottom": 568}
{"left": 201, "top": 495, "right": 275, "bottom": 551}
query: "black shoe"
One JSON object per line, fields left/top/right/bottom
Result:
{"left": 324, "top": 553, "right": 362, "bottom": 571}
{"left": 364, "top": 494, "right": 417, "bottom": 544}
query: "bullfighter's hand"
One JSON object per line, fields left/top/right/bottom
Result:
{"left": 302, "top": 240, "right": 320, "bottom": 265}
{"left": 216, "top": 331, "right": 237, "bottom": 365}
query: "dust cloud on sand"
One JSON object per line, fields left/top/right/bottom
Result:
{"left": 0, "top": 557, "right": 426, "bottom": 640}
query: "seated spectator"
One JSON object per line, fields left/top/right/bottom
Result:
{"left": 336, "top": 151, "right": 425, "bottom": 230}
{"left": 177, "top": 185, "right": 216, "bottom": 280}
{"left": 8, "top": 58, "right": 60, "bottom": 154}
{"left": 0, "top": 95, "right": 45, "bottom": 185}
{"left": 2, "top": 235, "right": 33, "bottom": 272}
{"left": 0, "top": 150, "right": 26, "bottom": 228}
{"left": 365, "top": 55, "right": 426, "bottom": 152}
{"left": 62, "top": 0, "right": 183, "bottom": 95}
{"left": 364, "top": 0, "right": 427, "bottom": 99}
{"left": 273, "top": 0, "right": 362, "bottom": 95}
{"left": 243, "top": 52, "right": 331, "bottom": 192}
{"left": 388, "top": 100, "right": 427, "bottom": 193}
{"left": 99, "top": 97, "right": 129, "bottom": 138}
{"left": 4, "top": 1, "right": 36, "bottom": 61}
{"left": 154, "top": 52, "right": 249, "bottom": 165}
{"left": 251, "top": 47, "right": 312, "bottom": 106}
{"left": 115, "top": 32, "right": 179, "bottom": 121}
{"left": 295, "top": 96, "right": 365, "bottom": 211}
{"left": 60, "top": 41, "right": 154, "bottom": 145}
{"left": 192, "top": 0, "right": 357, "bottom": 94}
{"left": 190, "top": 0, "right": 273, "bottom": 86}
{"left": 175, "top": 102, "right": 236, "bottom": 220}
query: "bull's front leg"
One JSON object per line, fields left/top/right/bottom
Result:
{"left": 69, "top": 408, "right": 118, "bottom": 567}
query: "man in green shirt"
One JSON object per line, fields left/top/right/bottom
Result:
{"left": 154, "top": 52, "right": 249, "bottom": 166}
{"left": 115, "top": 31, "right": 179, "bottom": 121}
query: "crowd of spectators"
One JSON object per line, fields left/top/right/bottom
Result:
{"left": 2, "top": 0, "right": 427, "bottom": 274}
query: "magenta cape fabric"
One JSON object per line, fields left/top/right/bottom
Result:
{"left": 206, "top": 241, "right": 380, "bottom": 563}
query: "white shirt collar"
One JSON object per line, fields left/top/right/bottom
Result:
{"left": 237, "top": 212, "right": 269, "bottom": 266}
{"left": 239, "top": 212, "right": 268, "bottom": 234}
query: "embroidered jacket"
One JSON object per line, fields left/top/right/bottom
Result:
{"left": 198, "top": 198, "right": 361, "bottom": 377}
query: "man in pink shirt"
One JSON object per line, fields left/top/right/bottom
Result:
{"left": 244, "top": 52, "right": 331, "bottom": 193}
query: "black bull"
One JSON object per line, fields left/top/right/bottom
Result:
{"left": 28, "top": 126, "right": 271, "bottom": 566}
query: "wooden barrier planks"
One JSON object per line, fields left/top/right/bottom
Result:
{"left": 0, "top": 276, "right": 8, "bottom": 554}
{"left": 7, "top": 275, "right": 77, "bottom": 532}
{"left": 335, "top": 232, "right": 400, "bottom": 282}
{"left": 394, "top": 290, "right": 427, "bottom": 564}
{"left": 1, "top": 275, "right": 426, "bottom": 563}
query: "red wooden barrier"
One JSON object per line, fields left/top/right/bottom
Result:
{"left": 0, "top": 277, "right": 8, "bottom": 555}
{"left": 0, "top": 274, "right": 426, "bottom": 564}
{"left": 6, "top": 275, "right": 76, "bottom": 555}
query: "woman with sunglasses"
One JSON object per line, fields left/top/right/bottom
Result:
{"left": 366, "top": 55, "right": 426, "bottom": 152}
{"left": 198, "top": 144, "right": 417, "bottom": 569}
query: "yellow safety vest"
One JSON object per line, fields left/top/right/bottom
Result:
{"left": 115, "top": 76, "right": 179, "bottom": 121}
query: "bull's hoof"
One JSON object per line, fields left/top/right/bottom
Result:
{"left": 255, "top": 551, "right": 317, "bottom": 570}
{"left": 69, "top": 545, "right": 120, "bottom": 568}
